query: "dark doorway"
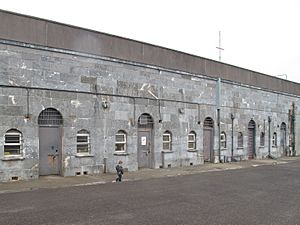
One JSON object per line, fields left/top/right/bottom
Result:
{"left": 203, "top": 117, "right": 214, "bottom": 162}
{"left": 248, "top": 120, "right": 256, "bottom": 159}
{"left": 137, "top": 113, "right": 154, "bottom": 168}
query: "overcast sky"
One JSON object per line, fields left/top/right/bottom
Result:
{"left": 1, "top": 0, "right": 300, "bottom": 83}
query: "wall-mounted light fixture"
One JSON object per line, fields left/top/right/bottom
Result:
{"left": 102, "top": 100, "right": 109, "bottom": 109}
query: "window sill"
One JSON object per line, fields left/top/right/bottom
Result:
{"left": 187, "top": 149, "right": 197, "bottom": 152}
{"left": 2, "top": 156, "right": 25, "bottom": 161}
{"left": 114, "top": 152, "right": 129, "bottom": 156}
{"left": 237, "top": 147, "right": 244, "bottom": 149}
{"left": 75, "top": 154, "right": 94, "bottom": 158}
{"left": 162, "top": 150, "right": 173, "bottom": 153}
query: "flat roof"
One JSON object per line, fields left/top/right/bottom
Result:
{"left": 0, "top": 9, "right": 299, "bottom": 96}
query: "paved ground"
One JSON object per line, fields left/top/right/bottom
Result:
{"left": 0, "top": 157, "right": 300, "bottom": 225}
{"left": 0, "top": 157, "right": 298, "bottom": 194}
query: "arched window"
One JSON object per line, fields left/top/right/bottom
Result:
{"left": 163, "top": 131, "right": 172, "bottom": 151}
{"left": 272, "top": 132, "right": 277, "bottom": 147}
{"left": 188, "top": 131, "right": 196, "bottom": 150}
{"left": 260, "top": 132, "right": 265, "bottom": 147}
{"left": 115, "top": 130, "right": 127, "bottom": 152}
{"left": 4, "top": 129, "right": 23, "bottom": 156}
{"left": 220, "top": 131, "right": 226, "bottom": 148}
{"left": 77, "top": 130, "right": 90, "bottom": 154}
{"left": 238, "top": 132, "right": 243, "bottom": 148}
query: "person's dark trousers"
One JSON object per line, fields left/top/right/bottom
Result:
{"left": 116, "top": 173, "right": 122, "bottom": 182}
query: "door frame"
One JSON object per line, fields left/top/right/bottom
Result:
{"left": 248, "top": 120, "right": 256, "bottom": 159}
{"left": 38, "top": 108, "right": 63, "bottom": 176}
{"left": 137, "top": 113, "right": 154, "bottom": 169}
{"left": 203, "top": 117, "right": 214, "bottom": 162}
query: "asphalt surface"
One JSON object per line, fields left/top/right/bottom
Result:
{"left": 0, "top": 158, "right": 300, "bottom": 225}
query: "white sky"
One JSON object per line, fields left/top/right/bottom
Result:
{"left": 1, "top": 0, "right": 300, "bottom": 83}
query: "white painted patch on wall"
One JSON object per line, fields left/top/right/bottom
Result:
{"left": 71, "top": 100, "right": 81, "bottom": 108}
{"left": 64, "top": 156, "right": 71, "bottom": 168}
{"left": 140, "top": 83, "right": 147, "bottom": 91}
{"left": 30, "top": 164, "right": 39, "bottom": 170}
{"left": 148, "top": 89, "right": 158, "bottom": 99}
{"left": 8, "top": 80, "right": 17, "bottom": 85}
{"left": 8, "top": 95, "right": 16, "bottom": 105}
{"left": 0, "top": 50, "right": 16, "bottom": 55}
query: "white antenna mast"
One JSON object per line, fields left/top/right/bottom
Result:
{"left": 216, "top": 31, "right": 224, "bottom": 61}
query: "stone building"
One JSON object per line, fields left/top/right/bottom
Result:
{"left": 0, "top": 10, "right": 299, "bottom": 181}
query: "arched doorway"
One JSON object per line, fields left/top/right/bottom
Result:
{"left": 137, "top": 113, "right": 154, "bottom": 168}
{"left": 248, "top": 120, "right": 256, "bottom": 159}
{"left": 203, "top": 117, "right": 214, "bottom": 162}
{"left": 280, "top": 122, "right": 287, "bottom": 156}
{"left": 38, "top": 108, "right": 63, "bottom": 175}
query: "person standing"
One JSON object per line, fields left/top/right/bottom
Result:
{"left": 115, "top": 160, "right": 124, "bottom": 182}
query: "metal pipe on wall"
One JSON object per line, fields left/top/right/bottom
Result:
{"left": 216, "top": 78, "right": 221, "bottom": 163}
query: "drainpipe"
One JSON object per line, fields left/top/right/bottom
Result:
{"left": 267, "top": 116, "right": 274, "bottom": 159}
{"left": 231, "top": 113, "right": 236, "bottom": 162}
{"left": 216, "top": 78, "right": 221, "bottom": 163}
{"left": 291, "top": 102, "right": 296, "bottom": 156}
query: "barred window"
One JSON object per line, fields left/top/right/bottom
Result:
{"left": 188, "top": 131, "right": 196, "bottom": 150}
{"left": 238, "top": 132, "right": 243, "bottom": 148}
{"left": 272, "top": 132, "right": 277, "bottom": 147}
{"left": 260, "top": 132, "right": 265, "bottom": 147}
{"left": 220, "top": 132, "right": 226, "bottom": 148}
{"left": 115, "top": 130, "right": 127, "bottom": 152}
{"left": 77, "top": 130, "right": 90, "bottom": 154}
{"left": 163, "top": 131, "right": 172, "bottom": 151}
{"left": 4, "top": 129, "right": 23, "bottom": 156}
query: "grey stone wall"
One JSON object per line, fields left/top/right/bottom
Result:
{"left": 0, "top": 43, "right": 299, "bottom": 181}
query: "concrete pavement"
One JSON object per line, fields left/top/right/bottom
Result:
{"left": 0, "top": 157, "right": 298, "bottom": 194}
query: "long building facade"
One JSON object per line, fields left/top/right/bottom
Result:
{"left": 0, "top": 10, "right": 299, "bottom": 182}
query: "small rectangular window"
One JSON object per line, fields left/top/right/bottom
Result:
{"left": 238, "top": 132, "right": 243, "bottom": 148}
{"left": 272, "top": 133, "right": 277, "bottom": 147}
{"left": 163, "top": 133, "right": 171, "bottom": 150}
{"left": 77, "top": 133, "right": 90, "bottom": 154}
{"left": 220, "top": 132, "right": 226, "bottom": 148}
{"left": 260, "top": 132, "right": 265, "bottom": 147}
{"left": 115, "top": 133, "right": 126, "bottom": 152}
{"left": 188, "top": 133, "right": 196, "bottom": 150}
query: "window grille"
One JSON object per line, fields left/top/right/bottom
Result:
{"left": 188, "top": 132, "right": 196, "bottom": 150}
{"left": 163, "top": 131, "right": 172, "bottom": 150}
{"left": 77, "top": 130, "right": 90, "bottom": 154}
{"left": 238, "top": 132, "right": 243, "bottom": 148}
{"left": 204, "top": 117, "right": 214, "bottom": 128}
{"left": 38, "top": 108, "right": 63, "bottom": 126}
{"left": 248, "top": 120, "right": 256, "bottom": 129}
{"left": 138, "top": 114, "right": 154, "bottom": 127}
{"left": 4, "top": 129, "right": 22, "bottom": 156}
{"left": 115, "top": 130, "right": 127, "bottom": 152}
